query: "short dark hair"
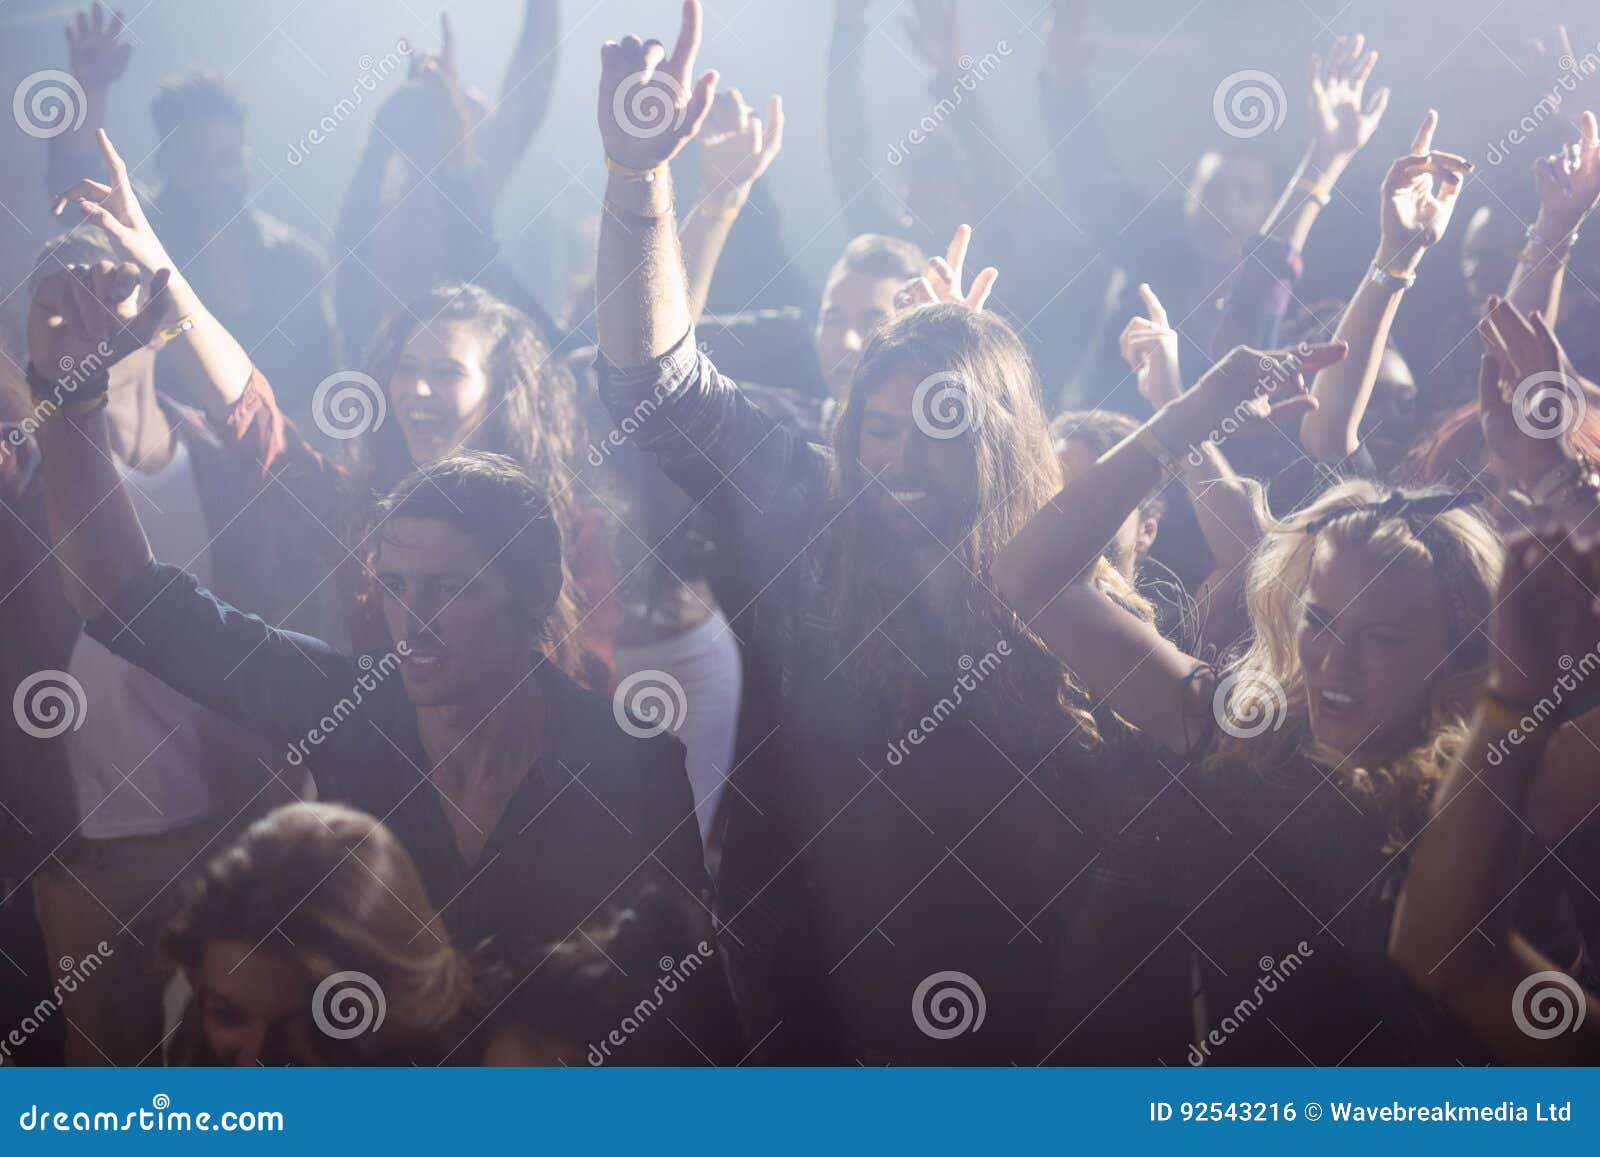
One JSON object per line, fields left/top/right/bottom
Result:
{"left": 1051, "top": 409, "right": 1167, "bottom": 521}
{"left": 151, "top": 71, "right": 246, "bottom": 136}
{"left": 371, "top": 452, "right": 564, "bottom": 621}
{"left": 828, "top": 233, "right": 926, "bottom": 284}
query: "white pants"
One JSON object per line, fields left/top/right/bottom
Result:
{"left": 614, "top": 608, "right": 743, "bottom": 847}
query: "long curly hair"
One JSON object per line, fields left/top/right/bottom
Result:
{"left": 349, "top": 285, "right": 598, "bottom": 680}
{"left": 824, "top": 304, "right": 1142, "bottom": 743}
{"left": 1206, "top": 478, "right": 1504, "bottom": 842}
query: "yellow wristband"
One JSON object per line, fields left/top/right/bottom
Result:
{"left": 1295, "top": 176, "right": 1331, "bottom": 206}
{"left": 605, "top": 156, "right": 667, "bottom": 184}
{"left": 158, "top": 314, "right": 194, "bottom": 344}
{"left": 1477, "top": 693, "right": 1546, "bottom": 745}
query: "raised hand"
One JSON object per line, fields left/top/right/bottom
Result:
{"left": 1530, "top": 24, "right": 1600, "bottom": 130}
{"left": 903, "top": 0, "right": 959, "bottom": 75}
{"left": 1175, "top": 341, "right": 1347, "bottom": 446}
{"left": 1043, "top": 0, "right": 1093, "bottom": 75}
{"left": 1533, "top": 110, "right": 1600, "bottom": 233}
{"left": 896, "top": 224, "right": 998, "bottom": 312}
{"left": 65, "top": 3, "right": 132, "bottom": 91}
{"left": 1119, "top": 283, "right": 1182, "bottom": 409}
{"left": 50, "top": 129, "right": 173, "bottom": 277}
{"left": 1477, "top": 296, "right": 1586, "bottom": 485}
{"left": 697, "top": 88, "right": 784, "bottom": 200}
{"left": 598, "top": 0, "right": 718, "bottom": 172}
{"left": 1488, "top": 527, "right": 1600, "bottom": 707}
{"left": 1378, "top": 111, "right": 1471, "bottom": 268}
{"left": 1309, "top": 33, "right": 1389, "bottom": 161}
{"left": 27, "top": 262, "right": 171, "bottom": 384}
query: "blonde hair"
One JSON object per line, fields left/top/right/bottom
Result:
{"left": 1207, "top": 479, "right": 1503, "bottom": 840}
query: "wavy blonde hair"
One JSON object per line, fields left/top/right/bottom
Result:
{"left": 1206, "top": 478, "right": 1503, "bottom": 841}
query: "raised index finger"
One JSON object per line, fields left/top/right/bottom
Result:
{"left": 945, "top": 224, "right": 971, "bottom": 283}
{"left": 1139, "top": 282, "right": 1168, "bottom": 327}
{"left": 664, "top": 0, "right": 702, "bottom": 87}
{"left": 1409, "top": 108, "right": 1437, "bottom": 156}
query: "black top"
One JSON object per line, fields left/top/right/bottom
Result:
{"left": 1173, "top": 747, "right": 1486, "bottom": 1065}
{"left": 86, "top": 562, "right": 714, "bottom": 964}
{"left": 598, "top": 333, "right": 1114, "bottom": 1064}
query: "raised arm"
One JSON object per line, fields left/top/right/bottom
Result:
{"left": 28, "top": 264, "right": 161, "bottom": 620}
{"left": 679, "top": 88, "right": 784, "bottom": 322}
{"left": 595, "top": 1, "right": 716, "bottom": 366}
{"left": 42, "top": 4, "right": 130, "bottom": 196}
{"left": 1506, "top": 112, "right": 1600, "bottom": 322}
{"left": 52, "top": 130, "right": 254, "bottom": 418}
{"left": 824, "top": 0, "right": 901, "bottom": 237}
{"left": 1214, "top": 35, "right": 1389, "bottom": 355}
{"left": 1300, "top": 112, "right": 1468, "bottom": 461}
{"left": 477, "top": 1, "right": 561, "bottom": 206}
{"left": 1391, "top": 524, "right": 1600, "bottom": 1063}
{"left": 992, "top": 341, "right": 1345, "bottom": 753}
{"left": 1120, "top": 283, "right": 1261, "bottom": 590}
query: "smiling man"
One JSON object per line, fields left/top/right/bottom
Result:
{"left": 592, "top": 2, "right": 1131, "bottom": 1064}
{"left": 28, "top": 262, "right": 736, "bottom": 1061}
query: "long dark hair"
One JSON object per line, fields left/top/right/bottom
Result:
{"left": 824, "top": 304, "right": 1129, "bottom": 742}
{"left": 350, "top": 285, "right": 599, "bottom": 681}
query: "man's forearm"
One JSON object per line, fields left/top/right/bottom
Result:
{"left": 597, "top": 167, "right": 692, "bottom": 367}
{"left": 37, "top": 405, "right": 153, "bottom": 621}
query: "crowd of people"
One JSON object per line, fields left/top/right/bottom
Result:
{"left": 2, "top": 0, "right": 1599, "bottom": 1066}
